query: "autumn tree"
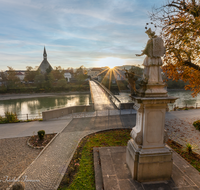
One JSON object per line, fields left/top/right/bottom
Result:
{"left": 150, "top": 0, "right": 200, "bottom": 96}
{"left": 34, "top": 74, "right": 45, "bottom": 88}
{"left": 24, "top": 66, "right": 39, "bottom": 82}
{"left": 51, "top": 66, "right": 65, "bottom": 81}
{"left": 57, "top": 79, "right": 67, "bottom": 88}
{"left": 6, "top": 67, "right": 20, "bottom": 88}
{"left": 67, "top": 67, "right": 74, "bottom": 74}
{"left": 46, "top": 72, "right": 55, "bottom": 88}
{"left": 75, "top": 65, "right": 88, "bottom": 86}
{"left": 0, "top": 71, "right": 7, "bottom": 90}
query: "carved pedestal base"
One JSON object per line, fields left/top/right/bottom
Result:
{"left": 137, "top": 83, "right": 167, "bottom": 98}
{"left": 126, "top": 96, "right": 176, "bottom": 182}
{"left": 126, "top": 139, "right": 173, "bottom": 182}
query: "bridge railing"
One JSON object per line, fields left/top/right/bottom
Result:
{"left": 91, "top": 79, "right": 121, "bottom": 109}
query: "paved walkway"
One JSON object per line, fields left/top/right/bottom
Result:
{"left": 3, "top": 109, "right": 200, "bottom": 189}
{"left": 165, "top": 109, "right": 200, "bottom": 154}
{"left": 0, "top": 109, "right": 136, "bottom": 139}
{"left": 90, "top": 81, "right": 115, "bottom": 110}
{"left": 15, "top": 115, "right": 136, "bottom": 190}
{"left": 0, "top": 118, "right": 72, "bottom": 139}
{"left": 95, "top": 146, "right": 200, "bottom": 190}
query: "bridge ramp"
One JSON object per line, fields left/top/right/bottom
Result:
{"left": 90, "top": 81, "right": 116, "bottom": 111}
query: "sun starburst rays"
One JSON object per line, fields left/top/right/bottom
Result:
{"left": 98, "top": 67, "right": 128, "bottom": 91}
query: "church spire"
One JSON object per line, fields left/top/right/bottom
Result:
{"left": 43, "top": 46, "right": 47, "bottom": 59}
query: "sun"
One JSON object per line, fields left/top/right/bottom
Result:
{"left": 96, "top": 57, "right": 126, "bottom": 68}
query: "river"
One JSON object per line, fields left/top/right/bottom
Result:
{"left": 0, "top": 90, "right": 199, "bottom": 119}
{"left": 0, "top": 94, "right": 90, "bottom": 120}
{"left": 116, "top": 90, "right": 200, "bottom": 111}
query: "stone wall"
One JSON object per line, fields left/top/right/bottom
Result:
{"left": 42, "top": 105, "right": 94, "bottom": 121}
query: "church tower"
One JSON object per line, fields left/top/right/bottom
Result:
{"left": 43, "top": 47, "right": 47, "bottom": 59}
{"left": 38, "top": 47, "right": 53, "bottom": 73}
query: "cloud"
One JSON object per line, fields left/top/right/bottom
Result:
{"left": 0, "top": 0, "right": 164, "bottom": 70}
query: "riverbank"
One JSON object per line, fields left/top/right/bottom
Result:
{"left": 0, "top": 91, "right": 90, "bottom": 101}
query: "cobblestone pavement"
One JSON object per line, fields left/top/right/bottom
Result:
{"left": 0, "top": 137, "right": 41, "bottom": 190}
{"left": 5, "top": 109, "right": 200, "bottom": 190}
{"left": 165, "top": 111, "right": 200, "bottom": 154}
{"left": 14, "top": 115, "right": 136, "bottom": 190}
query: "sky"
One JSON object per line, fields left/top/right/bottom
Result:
{"left": 0, "top": 0, "right": 164, "bottom": 71}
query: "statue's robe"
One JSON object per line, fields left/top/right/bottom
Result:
{"left": 142, "top": 37, "right": 165, "bottom": 84}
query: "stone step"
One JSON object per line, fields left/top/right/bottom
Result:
{"left": 94, "top": 146, "right": 200, "bottom": 190}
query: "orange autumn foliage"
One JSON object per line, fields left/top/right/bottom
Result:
{"left": 150, "top": 0, "right": 200, "bottom": 96}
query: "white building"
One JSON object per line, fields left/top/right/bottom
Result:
{"left": 64, "top": 71, "right": 72, "bottom": 82}
{"left": 16, "top": 72, "right": 25, "bottom": 81}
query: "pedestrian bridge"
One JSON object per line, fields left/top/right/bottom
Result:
{"left": 89, "top": 80, "right": 134, "bottom": 111}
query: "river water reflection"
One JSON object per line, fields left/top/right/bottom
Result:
{"left": 116, "top": 90, "right": 200, "bottom": 110}
{"left": 0, "top": 90, "right": 199, "bottom": 119}
{"left": 0, "top": 94, "right": 90, "bottom": 119}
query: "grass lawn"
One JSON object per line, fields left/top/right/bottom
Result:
{"left": 58, "top": 129, "right": 200, "bottom": 190}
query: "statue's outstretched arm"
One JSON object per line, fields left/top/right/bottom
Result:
{"left": 136, "top": 39, "right": 151, "bottom": 57}
{"left": 136, "top": 52, "right": 144, "bottom": 56}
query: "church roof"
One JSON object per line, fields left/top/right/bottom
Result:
{"left": 38, "top": 59, "right": 53, "bottom": 73}
{"left": 38, "top": 47, "right": 53, "bottom": 73}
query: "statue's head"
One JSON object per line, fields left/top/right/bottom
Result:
{"left": 145, "top": 28, "right": 157, "bottom": 38}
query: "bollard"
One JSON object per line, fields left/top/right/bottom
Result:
{"left": 27, "top": 114, "right": 28, "bottom": 121}
{"left": 196, "top": 103, "right": 198, "bottom": 109}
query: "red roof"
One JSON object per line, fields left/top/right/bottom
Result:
{"left": 15, "top": 72, "right": 24, "bottom": 75}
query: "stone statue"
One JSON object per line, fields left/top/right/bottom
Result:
{"left": 126, "top": 28, "right": 177, "bottom": 183}
{"left": 136, "top": 28, "right": 165, "bottom": 84}
{"left": 124, "top": 69, "right": 137, "bottom": 95}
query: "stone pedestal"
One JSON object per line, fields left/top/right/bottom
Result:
{"left": 126, "top": 96, "right": 176, "bottom": 182}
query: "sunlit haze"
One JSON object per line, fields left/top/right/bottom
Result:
{"left": 96, "top": 57, "right": 126, "bottom": 69}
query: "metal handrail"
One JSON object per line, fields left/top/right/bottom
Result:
{"left": 91, "top": 79, "right": 121, "bottom": 109}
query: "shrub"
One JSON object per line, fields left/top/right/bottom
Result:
{"left": 193, "top": 120, "right": 200, "bottom": 130}
{"left": 4, "top": 111, "right": 18, "bottom": 123}
{"left": 38, "top": 130, "right": 45, "bottom": 140}
{"left": 186, "top": 143, "right": 192, "bottom": 154}
{"left": 0, "top": 115, "right": 6, "bottom": 124}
